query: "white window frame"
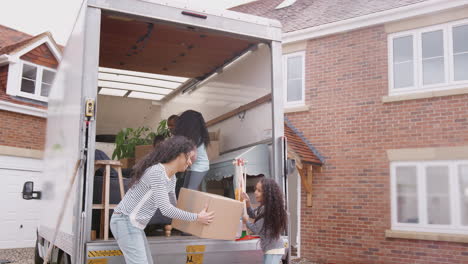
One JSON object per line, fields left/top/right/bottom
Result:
{"left": 17, "top": 61, "right": 56, "bottom": 102}
{"left": 390, "top": 160, "right": 468, "bottom": 234}
{"left": 388, "top": 18, "right": 468, "bottom": 96}
{"left": 283, "top": 51, "right": 306, "bottom": 108}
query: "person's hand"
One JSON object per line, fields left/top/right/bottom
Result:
{"left": 242, "top": 214, "right": 249, "bottom": 224}
{"left": 240, "top": 192, "right": 251, "bottom": 207}
{"left": 197, "top": 203, "right": 215, "bottom": 225}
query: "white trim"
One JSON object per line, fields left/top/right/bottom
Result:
{"left": 390, "top": 160, "right": 468, "bottom": 235}
{"left": 388, "top": 18, "right": 468, "bottom": 96}
{"left": 283, "top": 0, "right": 468, "bottom": 44}
{"left": 13, "top": 35, "right": 62, "bottom": 62}
{"left": 0, "top": 54, "right": 11, "bottom": 66}
{"left": 283, "top": 51, "right": 306, "bottom": 108}
{"left": 296, "top": 171, "right": 301, "bottom": 258}
{"left": 0, "top": 100, "right": 47, "bottom": 117}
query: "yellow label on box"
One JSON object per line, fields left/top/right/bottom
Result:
{"left": 87, "top": 259, "right": 108, "bottom": 264}
{"left": 186, "top": 245, "right": 205, "bottom": 264}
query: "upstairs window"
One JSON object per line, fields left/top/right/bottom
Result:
{"left": 19, "top": 61, "right": 56, "bottom": 101}
{"left": 389, "top": 19, "right": 468, "bottom": 95}
{"left": 283, "top": 51, "right": 305, "bottom": 107}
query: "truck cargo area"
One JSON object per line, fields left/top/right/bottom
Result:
{"left": 87, "top": 8, "right": 276, "bottom": 261}
{"left": 37, "top": 1, "right": 283, "bottom": 263}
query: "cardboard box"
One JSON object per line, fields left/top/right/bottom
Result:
{"left": 207, "top": 129, "right": 220, "bottom": 161}
{"left": 206, "top": 141, "right": 220, "bottom": 161}
{"left": 135, "top": 144, "right": 154, "bottom": 162}
{"left": 172, "top": 188, "right": 243, "bottom": 240}
{"left": 119, "top": 158, "right": 135, "bottom": 168}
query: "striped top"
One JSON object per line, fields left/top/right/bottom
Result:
{"left": 114, "top": 163, "right": 197, "bottom": 229}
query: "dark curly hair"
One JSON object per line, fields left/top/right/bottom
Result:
{"left": 255, "top": 178, "right": 287, "bottom": 241}
{"left": 174, "top": 110, "right": 210, "bottom": 147}
{"left": 129, "top": 136, "right": 195, "bottom": 188}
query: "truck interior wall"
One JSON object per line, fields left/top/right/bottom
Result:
{"left": 161, "top": 44, "right": 272, "bottom": 152}
{"left": 96, "top": 95, "right": 161, "bottom": 135}
{"left": 209, "top": 103, "right": 272, "bottom": 153}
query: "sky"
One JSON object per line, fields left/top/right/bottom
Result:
{"left": 0, "top": 0, "right": 255, "bottom": 45}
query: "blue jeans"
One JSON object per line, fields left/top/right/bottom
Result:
{"left": 183, "top": 170, "right": 208, "bottom": 190}
{"left": 263, "top": 254, "right": 282, "bottom": 264}
{"left": 110, "top": 213, "right": 154, "bottom": 264}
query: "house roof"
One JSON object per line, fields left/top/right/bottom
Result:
{"left": 0, "top": 24, "right": 31, "bottom": 49}
{"left": 0, "top": 31, "right": 61, "bottom": 56}
{"left": 284, "top": 117, "right": 323, "bottom": 165}
{"left": 231, "top": 0, "right": 429, "bottom": 33}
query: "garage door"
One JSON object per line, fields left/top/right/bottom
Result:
{"left": 0, "top": 155, "right": 43, "bottom": 249}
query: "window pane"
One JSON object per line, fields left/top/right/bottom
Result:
{"left": 454, "top": 53, "right": 468, "bottom": 81}
{"left": 393, "top": 36, "right": 413, "bottom": 63}
{"left": 42, "top": 70, "right": 55, "bottom": 84}
{"left": 423, "top": 58, "right": 445, "bottom": 85}
{"left": 22, "top": 64, "right": 37, "bottom": 80}
{"left": 393, "top": 62, "right": 413, "bottom": 88}
{"left": 41, "top": 83, "right": 51, "bottom": 97}
{"left": 21, "top": 79, "right": 35, "bottom": 94}
{"left": 287, "top": 79, "right": 302, "bottom": 102}
{"left": 426, "top": 166, "right": 451, "bottom": 225}
{"left": 453, "top": 24, "right": 468, "bottom": 54}
{"left": 422, "top": 30, "right": 444, "bottom": 58}
{"left": 396, "top": 166, "right": 419, "bottom": 223}
{"left": 459, "top": 165, "right": 468, "bottom": 226}
{"left": 287, "top": 56, "right": 302, "bottom": 80}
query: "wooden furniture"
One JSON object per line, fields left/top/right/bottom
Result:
{"left": 93, "top": 160, "right": 125, "bottom": 240}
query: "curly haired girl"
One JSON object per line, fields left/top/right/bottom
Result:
{"left": 241, "top": 178, "right": 287, "bottom": 264}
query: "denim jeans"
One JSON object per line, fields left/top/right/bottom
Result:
{"left": 183, "top": 170, "right": 208, "bottom": 190}
{"left": 263, "top": 254, "right": 282, "bottom": 264}
{"left": 110, "top": 213, "right": 154, "bottom": 264}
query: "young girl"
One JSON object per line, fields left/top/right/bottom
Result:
{"left": 110, "top": 136, "right": 215, "bottom": 264}
{"left": 241, "top": 178, "right": 287, "bottom": 264}
{"left": 174, "top": 110, "right": 210, "bottom": 190}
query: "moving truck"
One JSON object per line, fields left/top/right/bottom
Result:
{"left": 27, "top": 0, "right": 286, "bottom": 263}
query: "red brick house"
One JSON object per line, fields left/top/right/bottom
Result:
{"left": 233, "top": 0, "right": 468, "bottom": 263}
{"left": 0, "top": 25, "right": 61, "bottom": 249}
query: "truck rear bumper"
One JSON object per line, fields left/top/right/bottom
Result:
{"left": 86, "top": 236, "right": 264, "bottom": 264}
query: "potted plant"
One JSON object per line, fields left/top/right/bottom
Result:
{"left": 112, "top": 127, "right": 155, "bottom": 168}
{"left": 133, "top": 119, "right": 172, "bottom": 163}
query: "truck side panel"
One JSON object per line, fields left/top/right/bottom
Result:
{"left": 38, "top": 1, "right": 88, "bottom": 257}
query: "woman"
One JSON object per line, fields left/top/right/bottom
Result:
{"left": 110, "top": 136, "right": 215, "bottom": 264}
{"left": 174, "top": 110, "right": 210, "bottom": 190}
{"left": 241, "top": 178, "right": 287, "bottom": 264}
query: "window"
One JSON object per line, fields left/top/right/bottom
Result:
{"left": 389, "top": 19, "right": 468, "bottom": 95}
{"left": 18, "top": 61, "right": 56, "bottom": 101}
{"left": 391, "top": 161, "right": 468, "bottom": 234}
{"left": 283, "top": 51, "right": 305, "bottom": 107}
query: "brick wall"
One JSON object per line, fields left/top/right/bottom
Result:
{"left": 0, "top": 110, "right": 46, "bottom": 150}
{"left": 287, "top": 25, "right": 468, "bottom": 263}
{"left": 0, "top": 43, "right": 57, "bottom": 150}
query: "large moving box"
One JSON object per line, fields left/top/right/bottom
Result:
{"left": 207, "top": 130, "right": 220, "bottom": 160}
{"left": 172, "top": 188, "right": 243, "bottom": 240}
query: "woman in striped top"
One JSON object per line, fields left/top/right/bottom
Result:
{"left": 111, "top": 136, "right": 215, "bottom": 264}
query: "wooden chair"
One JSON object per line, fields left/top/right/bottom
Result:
{"left": 93, "top": 160, "right": 125, "bottom": 240}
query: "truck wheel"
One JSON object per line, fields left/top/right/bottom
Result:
{"left": 34, "top": 240, "right": 44, "bottom": 264}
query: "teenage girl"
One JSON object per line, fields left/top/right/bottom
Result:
{"left": 174, "top": 110, "right": 210, "bottom": 190}
{"left": 110, "top": 136, "right": 215, "bottom": 264}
